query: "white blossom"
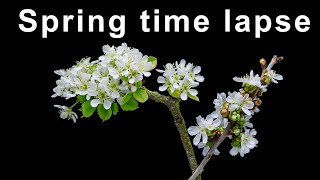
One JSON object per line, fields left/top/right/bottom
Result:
{"left": 188, "top": 114, "right": 221, "bottom": 146}
{"left": 229, "top": 129, "right": 258, "bottom": 157}
{"left": 213, "top": 92, "right": 227, "bottom": 112}
{"left": 233, "top": 70, "right": 267, "bottom": 92}
{"left": 52, "top": 43, "right": 154, "bottom": 110}
{"left": 54, "top": 105, "right": 78, "bottom": 123}
{"left": 226, "top": 92, "right": 254, "bottom": 115}
{"left": 157, "top": 59, "right": 204, "bottom": 101}
{"left": 266, "top": 70, "right": 283, "bottom": 84}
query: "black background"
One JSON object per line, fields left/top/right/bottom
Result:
{"left": 10, "top": 7, "right": 317, "bottom": 179}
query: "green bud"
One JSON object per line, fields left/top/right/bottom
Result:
{"left": 236, "top": 114, "right": 241, "bottom": 120}
{"left": 233, "top": 128, "right": 241, "bottom": 136}
{"left": 231, "top": 115, "right": 237, "bottom": 121}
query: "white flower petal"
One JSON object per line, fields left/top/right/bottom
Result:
{"left": 203, "top": 146, "right": 210, "bottom": 156}
{"left": 181, "top": 91, "right": 188, "bottom": 101}
{"left": 233, "top": 77, "right": 244, "bottom": 83}
{"left": 202, "top": 133, "right": 208, "bottom": 144}
{"left": 274, "top": 74, "right": 283, "bottom": 80}
{"left": 129, "top": 78, "right": 135, "bottom": 84}
{"left": 213, "top": 149, "right": 220, "bottom": 156}
{"left": 197, "top": 142, "right": 206, "bottom": 149}
{"left": 143, "top": 72, "right": 151, "bottom": 77}
{"left": 90, "top": 99, "right": 100, "bottom": 107}
{"left": 229, "top": 104, "right": 239, "bottom": 111}
{"left": 242, "top": 108, "right": 252, "bottom": 115}
{"left": 156, "top": 69, "right": 165, "bottom": 73}
{"left": 250, "top": 129, "right": 257, "bottom": 136}
{"left": 193, "top": 133, "right": 201, "bottom": 145}
{"left": 195, "top": 76, "right": 204, "bottom": 82}
{"left": 112, "top": 91, "right": 120, "bottom": 98}
{"left": 157, "top": 76, "right": 166, "bottom": 84}
{"left": 230, "top": 147, "right": 239, "bottom": 156}
{"left": 188, "top": 89, "right": 198, "bottom": 96}
{"left": 131, "top": 86, "right": 137, "bottom": 92}
{"left": 188, "top": 126, "right": 199, "bottom": 136}
{"left": 244, "top": 101, "right": 254, "bottom": 109}
{"left": 103, "top": 100, "right": 112, "bottom": 110}
{"left": 193, "top": 66, "right": 201, "bottom": 74}
{"left": 159, "top": 85, "right": 168, "bottom": 92}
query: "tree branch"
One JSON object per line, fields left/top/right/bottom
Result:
{"left": 144, "top": 88, "right": 201, "bottom": 180}
{"left": 188, "top": 55, "right": 284, "bottom": 180}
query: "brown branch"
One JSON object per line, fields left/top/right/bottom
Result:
{"left": 144, "top": 88, "right": 201, "bottom": 180}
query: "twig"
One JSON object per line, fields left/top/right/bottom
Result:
{"left": 188, "top": 123, "right": 232, "bottom": 180}
{"left": 144, "top": 88, "right": 201, "bottom": 180}
{"left": 188, "top": 55, "right": 284, "bottom": 180}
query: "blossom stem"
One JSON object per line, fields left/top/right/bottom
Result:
{"left": 144, "top": 87, "right": 201, "bottom": 180}
{"left": 70, "top": 100, "right": 80, "bottom": 109}
{"left": 188, "top": 55, "right": 283, "bottom": 180}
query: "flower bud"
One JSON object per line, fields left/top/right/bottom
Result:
{"left": 260, "top": 58, "right": 267, "bottom": 69}
{"left": 261, "top": 75, "right": 267, "bottom": 84}
{"left": 220, "top": 108, "right": 229, "bottom": 118}
{"left": 231, "top": 115, "right": 237, "bottom": 121}
{"left": 223, "top": 102, "right": 229, "bottom": 109}
{"left": 254, "top": 99, "right": 262, "bottom": 106}
{"left": 233, "top": 128, "right": 241, "bottom": 136}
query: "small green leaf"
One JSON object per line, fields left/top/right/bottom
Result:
{"left": 147, "top": 56, "right": 157, "bottom": 71}
{"left": 187, "top": 93, "right": 200, "bottom": 102}
{"left": 111, "top": 103, "right": 119, "bottom": 115}
{"left": 136, "top": 81, "right": 143, "bottom": 88}
{"left": 133, "top": 89, "right": 148, "bottom": 103}
{"left": 77, "top": 95, "right": 87, "bottom": 103}
{"left": 121, "top": 76, "right": 129, "bottom": 82}
{"left": 122, "top": 92, "right": 133, "bottom": 104}
{"left": 120, "top": 98, "right": 138, "bottom": 111}
{"left": 82, "top": 100, "right": 97, "bottom": 118}
{"left": 168, "top": 89, "right": 181, "bottom": 98}
{"left": 98, "top": 104, "right": 112, "bottom": 121}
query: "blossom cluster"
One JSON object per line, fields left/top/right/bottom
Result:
{"left": 52, "top": 43, "right": 157, "bottom": 122}
{"left": 188, "top": 68, "right": 283, "bottom": 157}
{"left": 156, "top": 60, "right": 204, "bottom": 101}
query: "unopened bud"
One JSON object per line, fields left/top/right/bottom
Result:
{"left": 220, "top": 108, "right": 229, "bottom": 118}
{"left": 254, "top": 99, "right": 262, "bottom": 106}
{"left": 260, "top": 58, "right": 267, "bottom": 69}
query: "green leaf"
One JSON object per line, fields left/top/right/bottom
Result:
{"left": 120, "top": 98, "right": 138, "bottom": 111}
{"left": 121, "top": 76, "right": 129, "bottom": 82}
{"left": 187, "top": 92, "right": 200, "bottom": 102}
{"left": 146, "top": 56, "right": 157, "bottom": 71}
{"left": 77, "top": 95, "right": 87, "bottom": 103}
{"left": 98, "top": 104, "right": 112, "bottom": 121}
{"left": 122, "top": 92, "right": 133, "bottom": 104}
{"left": 111, "top": 103, "right": 119, "bottom": 115}
{"left": 136, "top": 81, "right": 143, "bottom": 88}
{"left": 168, "top": 89, "right": 181, "bottom": 98}
{"left": 133, "top": 89, "right": 148, "bottom": 103}
{"left": 82, "top": 100, "right": 97, "bottom": 118}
